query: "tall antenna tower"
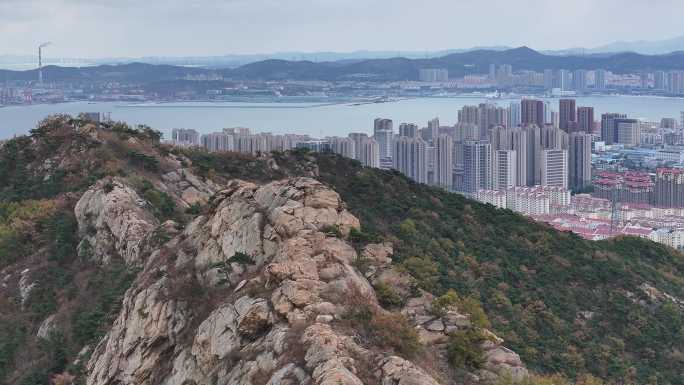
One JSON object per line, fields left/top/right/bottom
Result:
{"left": 38, "top": 42, "right": 52, "bottom": 85}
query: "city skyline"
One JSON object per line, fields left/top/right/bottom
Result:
{"left": 2, "top": 0, "right": 684, "bottom": 58}
{"left": 160, "top": 95, "right": 684, "bottom": 249}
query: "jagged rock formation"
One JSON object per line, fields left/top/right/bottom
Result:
{"left": 88, "top": 178, "right": 460, "bottom": 385}
{"left": 80, "top": 177, "right": 526, "bottom": 385}
{"left": 75, "top": 178, "right": 159, "bottom": 265}
{"left": 161, "top": 167, "right": 221, "bottom": 207}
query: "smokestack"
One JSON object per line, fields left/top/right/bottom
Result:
{"left": 38, "top": 42, "right": 51, "bottom": 85}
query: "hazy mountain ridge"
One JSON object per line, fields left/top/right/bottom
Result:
{"left": 4, "top": 46, "right": 684, "bottom": 83}
{"left": 3, "top": 36, "right": 684, "bottom": 71}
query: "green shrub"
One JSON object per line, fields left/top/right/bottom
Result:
{"left": 447, "top": 329, "right": 487, "bottom": 370}
{"left": 130, "top": 179, "right": 177, "bottom": 221}
{"left": 0, "top": 322, "right": 23, "bottom": 381}
{"left": 344, "top": 304, "right": 422, "bottom": 359}
{"left": 230, "top": 252, "right": 255, "bottom": 266}
{"left": 348, "top": 227, "right": 378, "bottom": 245}
{"left": 71, "top": 263, "right": 137, "bottom": 346}
{"left": 458, "top": 297, "right": 490, "bottom": 329}
{"left": 374, "top": 282, "right": 405, "bottom": 308}
{"left": 321, "top": 225, "right": 343, "bottom": 238}
{"left": 185, "top": 203, "right": 203, "bottom": 215}
{"left": 19, "top": 367, "right": 49, "bottom": 385}
{"left": 39, "top": 330, "right": 68, "bottom": 373}
{"left": 431, "top": 289, "right": 460, "bottom": 317}
{"left": 47, "top": 212, "right": 78, "bottom": 263}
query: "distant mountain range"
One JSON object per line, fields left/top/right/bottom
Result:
{"left": 3, "top": 46, "right": 684, "bottom": 83}
{"left": 4, "top": 36, "right": 684, "bottom": 71}
{"left": 589, "top": 35, "right": 684, "bottom": 55}
{"left": 0, "top": 47, "right": 514, "bottom": 71}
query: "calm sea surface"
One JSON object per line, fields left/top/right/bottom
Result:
{"left": 1, "top": 96, "right": 684, "bottom": 140}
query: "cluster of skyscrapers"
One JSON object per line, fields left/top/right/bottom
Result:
{"left": 303, "top": 99, "right": 595, "bottom": 196}
{"left": 171, "top": 98, "right": 681, "bottom": 209}
{"left": 362, "top": 99, "right": 595, "bottom": 196}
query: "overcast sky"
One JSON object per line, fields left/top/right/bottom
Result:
{"left": 1, "top": 0, "right": 681, "bottom": 58}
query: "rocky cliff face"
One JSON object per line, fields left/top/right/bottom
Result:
{"left": 76, "top": 176, "right": 526, "bottom": 385}
{"left": 75, "top": 179, "right": 159, "bottom": 266}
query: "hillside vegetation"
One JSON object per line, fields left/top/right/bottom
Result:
{"left": 313, "top": 154, "right": 684, "bottom": 384}
{"left": 0, "top": 116, "right": 681, "bottom": 385}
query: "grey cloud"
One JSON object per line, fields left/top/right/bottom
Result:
{"left": 0, "top": 0, "right": 682, "bottom": 58}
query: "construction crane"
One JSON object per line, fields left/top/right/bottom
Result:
{"left": 38, "top": 42, "right": 52, "bottom": 84}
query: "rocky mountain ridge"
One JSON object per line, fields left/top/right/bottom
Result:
{"left": 77, "top": 174, "right": 526, "bottom": 385}
{"left": 0, "top": 117, "right": 681, "bottom": 385}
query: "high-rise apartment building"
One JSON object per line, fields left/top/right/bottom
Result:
{"left": 489, "top": 64, "right": 496, "bottom": 81}
{"left": 616, "top": 118, "right": 641, "bottom": 147}
{"left": 541, "top": 149, "right": 568, "bottom": 189}
{"left": 554, "top": 69, "right": 571, "bottom": 90}
{"left": 373, "top": 118, "right": 394, "bottom": 161}
{"left": 655, "top": 71, "right": 667, "bottom": 90}
{"left": 655, "top": 168, "right": 684, "bottom": 208}
{"left": 458, "top": 104, "right": 507, "bottom": 137}
{"left": 495, "top": 150, "right": 517, "bottom": 190}
{"left": 435, "top": 135, "right": 454, "bottom": 190}
{"left": 521, "top": 125, "right": 568, "bottom": 186}
{"left": 399, "top": 123, "right": 419, "bottom": 138}
{"left": 600, "top": 113, "right": 627, "bottom": 145}
{"left": 577, "top": 107, "right": 595, "bottom": 133}
{"left": 393, "top": 137, "right": 428, "bottom": 184}
{"left": 358, "top": 138, "right": 380, "bottom": 168}
{"left": 495, "top": 64, "right": 513, "bottom": 85}
{"left": 172, "top": 128, "right": 200, "bottom": 146}
{"left": 330, "top": 137, "right": 356, "bottom": 159}
{"left": 462, "top": 140, "right": 492, "bottom": 194}
{"left": 419, "top": 68, "right": 449, "bottom": 82}
{"left": 573, "top": 69, "right": 587, "bottom": 91}
{"left": 455, "top": 123, "right": 480, "bottom": 141}
{"left": 667, "top": 71, "right": 684, "bottom": 95}
{"left": 201, "top": 131, "right": 234, "bottom": 152}
{"left": 348, "top": 132, "right": 369, "bottom": 160}
{"left": 521, "top": 99, "right": 545, "bottom": 128}
{"left": 458, "top": 105, "right": 480, "bottom": 126}
{"left": 568, "top": 132, "right": 592, "bottom": 190}
{"left": 425, "top": 118, "right": 440, "bottom": 143}
{"left": 509, "top": 101, "right": 521, "bottom": 128}
{"left": 488, "top": 126, "right": 528, "bottom": 187}
{"left": 661, "top": 118, "right": 678, "bottom": 129}
{"left": 559, "top": 99, "right": 576, "bottom": 132}
{"left": 477, "top": 103, "right": 508, "bottom": 137}
{"left": 543, "top": 69, "right": 554, "bottom": 90}
{"left": 595, "top": 69, "right": 607, "bottom": 90}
